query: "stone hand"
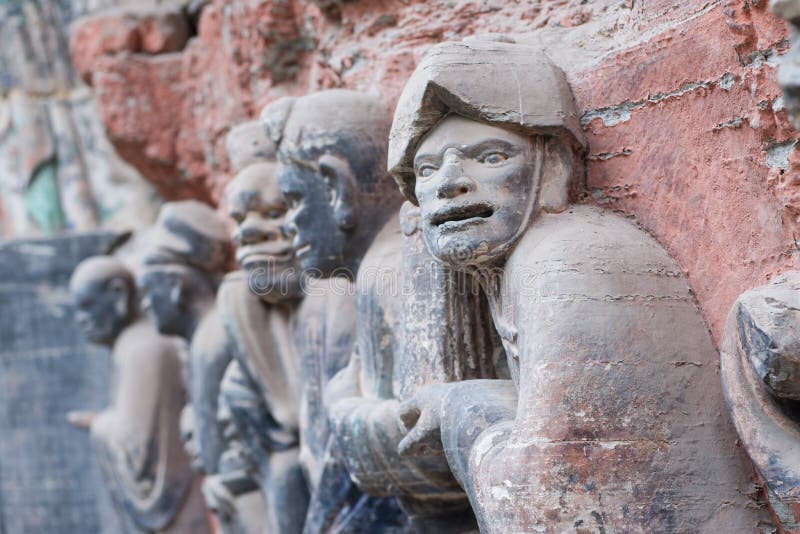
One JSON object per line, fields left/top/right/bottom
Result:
{"left": 397, "top": 383, "right": 454, "bottom": 457}
{"left": 67, "top": 410, "right": 97, "bottom": 430}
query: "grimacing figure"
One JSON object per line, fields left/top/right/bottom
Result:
{"left": 216, "top": 119, "right": 310, "bottom": 534}
{"left": 389, "top": 39, "right": 773, "bottom": 532}
{"left": 69, "top": 255, "right": 209, "bottom": 534}
{"left": 261, "top": 90, "right": 408, "bottom": 532}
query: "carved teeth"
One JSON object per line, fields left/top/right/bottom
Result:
{"left": 431, "top": 204, "right": 494, "bottom": 227}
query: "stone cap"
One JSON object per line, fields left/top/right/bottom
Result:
{"left": 225, "top": 120, "right": 276, "bottom": 172}
{"left": 145, "top": 200, "right": 231, "bottom": 273}
{"left": 388, "top": 38, "right": 587, "bottom": 205}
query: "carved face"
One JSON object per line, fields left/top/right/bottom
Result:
{"left": 138, "top": 267, "right": 187, "bottom": 337}
{"left": 227, "top": 162, "right": 302, "bottom": 301}
{"left": 70, "top": 277, "right": 130, "bottom": 345}
{"left": 277, "top": 152, "right": 354, "bottom": 275}
{"left": 413, "top": 115, "right": 537, "bottom": 266}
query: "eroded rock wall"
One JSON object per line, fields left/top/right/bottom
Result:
{"left": 70, "top": 0, "right": 800, "bottom": 345}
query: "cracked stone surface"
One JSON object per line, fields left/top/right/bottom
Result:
{"left": 68, "top": 0, "right": 800, "bottom": 347}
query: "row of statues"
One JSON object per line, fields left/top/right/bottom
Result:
{"left": 69, "top": 35, "right": 799, "bottom": 533}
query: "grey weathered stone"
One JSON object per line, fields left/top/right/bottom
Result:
{"left": 721, "top": 272, "right": 800, "bottom": 532}
{"left": 262, "top": 89, "right": 409, "bottom": 531}
{"left": 389, "top": 38, "right": 772, "bottom": 533}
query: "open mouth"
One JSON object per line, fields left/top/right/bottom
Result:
{"left": 430, "top": 203, "right": 494, "bottom": 230}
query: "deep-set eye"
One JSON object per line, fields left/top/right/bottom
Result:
{"left": 266, "top": 209, "right": 284, "bottom": 219}
{"left": 479, "top": 151, "right": 509, "bottom": 165}
{"left": 417, "top": 165, "right": 437, "bottom": 178}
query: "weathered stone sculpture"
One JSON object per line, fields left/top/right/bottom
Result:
{"left": 216, "top": 119, "right": 309, "bottom": 534}
{"left": 388, "top": 38, "right": 772, "bottom": 532}
{"left": 326, "top": 197, "right": 504, "bottom": 533}
{"left": 69, "top": 254, "right": 209, "bottom": 533}
{"left": 261, "top": 90, "right": 407, "bottom": 531}
{"left": 720, "top": 273, "right": 800, "bottom": 532}
{"left": 137, "top": 201, "right": 263, "bottom": 533}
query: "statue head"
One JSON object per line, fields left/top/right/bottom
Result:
{"left": 138, "top": 201, "right": 232, "bottom": 337}
{"left": 70, "top": 255, "right": 136, "bottom": 346}
{"left": 261, "top": 90, "right": 401, "bottom": 277}
{"left": 388, "top": 39, "right": 586, "bottom": 267}
{"left": 771, "top": 0, "right": 800, "bottom": 130}
{"left": 225, "top": 121, "right": 302, "bottom": 303}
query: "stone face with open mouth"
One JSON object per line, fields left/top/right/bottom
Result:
{"left": 430, "top": 202, "right": 495, "bottom": 232}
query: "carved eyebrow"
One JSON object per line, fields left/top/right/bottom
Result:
{"left": 462, "top": 139, "right": 522, "bottom": 159}
{"left": 414, "top": 139, "right": 522, "bottom": 170}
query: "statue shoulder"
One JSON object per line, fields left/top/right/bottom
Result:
{"left": 190, "top": 306, "right": 230, "bottom": 359}
{"left": 116, "top": 319, "right": 181, "bottom": 362}
{"left": 511, "top": 205, "right": 682, "bottom": 277}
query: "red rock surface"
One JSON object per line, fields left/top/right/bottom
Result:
{"left": 69, "top": 0, "right": 800, "bottom": 346}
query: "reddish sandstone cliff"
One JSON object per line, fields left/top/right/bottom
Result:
{"left": 69, "top": 0, "right": 800, "bottom": 345}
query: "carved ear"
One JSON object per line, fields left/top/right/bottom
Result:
{"left": 318, "top": 153, "right": 359, "bottom": 231}
{"left": 537, "top": 137, "right": 573, "bottom": 214}
{"left": 108, "top": 277, "right": 129, "bottom": 318}
{"left": 170, "top": 279, "right": 186, "bottom": 308}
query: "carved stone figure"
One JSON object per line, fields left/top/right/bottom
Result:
{"left": 216, "top": 119, "right": 309, "bottom": 534}
{"left": 772, "top": 0, "right": 800, "bottom": 130}
{"left": 69, "top": 254, "right": 209, "bottom": 534}
{"left": 720, "top": 273, "right": 800, "bottom": 532}
{"left": 388, "top": 38, "right": 772, "bottom": 532}
{"left": 261, "top": 90, "right": 407, "bottom": 532}
{"left": 326, "top": 198, "right": 505, "bottom": 533}
{"left": 137, "top": 201, "right": 263, "bottom": 533}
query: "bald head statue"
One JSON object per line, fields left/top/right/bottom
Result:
{"left": 261, "top": 89, "right": 402, "bottom": 276}
{"left": 70, "top": 255, "right": 136, "bottom": 345}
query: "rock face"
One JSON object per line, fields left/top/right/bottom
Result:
{"left": 69, "top": 0, "right": 800, "bottom": 347}
{"left": 0, "top": 0, "right": 160, "bottom": 239}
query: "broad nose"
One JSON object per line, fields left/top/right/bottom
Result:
{"left": 233, "top": 216, "right": 281, "bottom": 246}
{"left": 436, "top": 151, "right": 475, "bottom": 200}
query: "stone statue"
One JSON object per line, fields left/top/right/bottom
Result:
{"left": 69, "top": 254, "right": 209, "bottom": 534}
{"left": 772, "top": 0, "right": 800, "bottom": 130}
{"left": 720, "top": 273, "right": 800, "bottom": 531}
{"left": 261, "top": 90, "right": 408, "bottom": 532}
{"left": 215, "top": 119, "right": 309, "bottom": 534}
{"left": 325, "top": 197, "right": 506, "bottom": 533}
{"left": 137, "top": 201, "right": 262, "bottom": 533}
{"left": 388, "top": 38, "right": 773, "bottom": 532}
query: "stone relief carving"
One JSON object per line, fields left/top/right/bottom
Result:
{"left": 387, "top": 38, "right": 773, "bottom": 532}
{"left": 721, "top": 274, "right": 800, "bottom": 532}
{"left": 136, "top": 201, "right": 264, "bottom": 534}
{"left": 61, "top": 23, "right": 800, "bottom": 533}
{"left": 69, "top": 254, "right": 209, "bottom": 533}
{"left": 261, "top": 89, "right": 409, "bottom": 532}
{"left": 217, "top": 120, "right": 308, "bottom": 534}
